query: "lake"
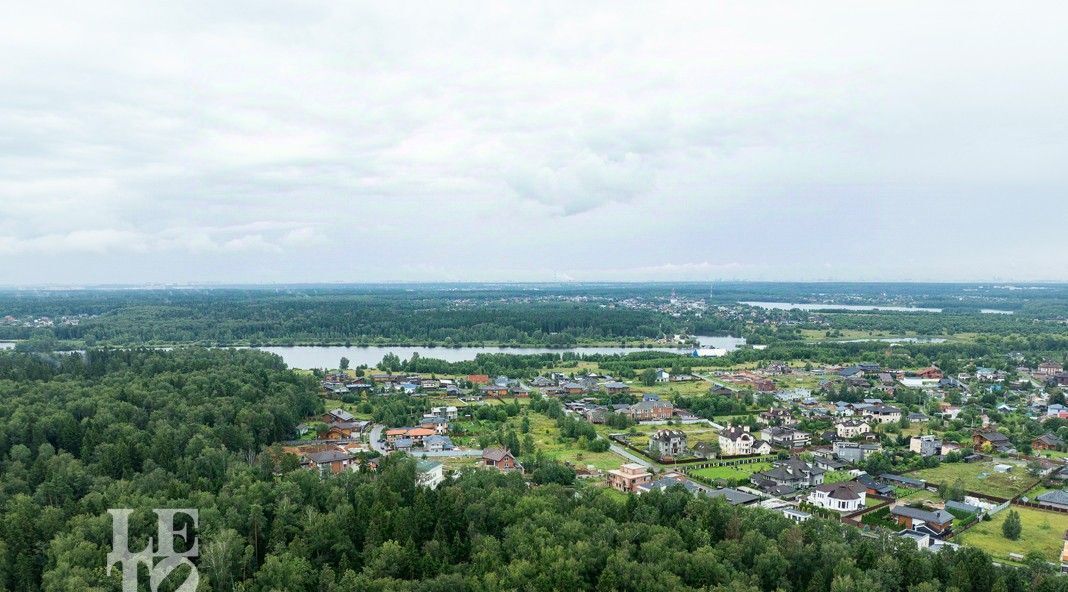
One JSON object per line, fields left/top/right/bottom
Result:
{"left": 741, "top": 301, "right": 943, "bottom": 313}
{"left": 252, "top": 335, "right": 745, "bottom": 369}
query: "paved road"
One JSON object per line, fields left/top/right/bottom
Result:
{"left": 368, "top": 424, "right": 387, "bottom": 454}
{"left": 609, "top": 444, "right": 655, "bottom": 468}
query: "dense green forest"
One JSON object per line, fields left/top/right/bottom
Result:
{"left": 0, "top": 348, "right": 1065, "bottom": 591}
{"left": 5, "top": 283, "right": 1068, "bottom": 349}
{"left": 0, "top": 288, "right": 695, "bottom": 346}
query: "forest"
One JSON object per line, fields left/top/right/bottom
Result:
{"left": 0, "top": 348, "right": 1066, "bottom": 591}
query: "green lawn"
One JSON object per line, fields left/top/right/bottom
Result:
{"left": 689, "top": 462, "right": 772, "bottom": 482}
{"left": 910, "top": 461, "right": 1036, "bottom": 499}
{"left": 515, "top": 413, "right": 629, "bottom": 471}
{"left": 957, "top": 506, "right": 1068, "bottom": 562}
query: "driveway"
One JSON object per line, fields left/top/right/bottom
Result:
{"left": 609, "top": 443, "right": 655, "bottom": 468}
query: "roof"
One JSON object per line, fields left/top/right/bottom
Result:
{"left": 945, "top": 500, "right": 980, "bottom": 514}
{"left": 814, "top": 481, "right": 865, "bottom": 500}
{"left": 482, "top": 446, "right": 513, "bottom": 462}
{"left": 891, "top": 505, "right": 953, "bottom": 524}
{"left": 1036, "top": 490, "right": 1068, "bottom": 506}
{"left": 651, "top": 429, "right": 686, "bottom": 441}
{"left": 1035, "top": 433, "right": 1065, "bottom": 446}
{"left": 720, "top": 425, "right": 753, "bottom": 441}
{"left": 976, "top": 430, "right": 1010, "bottom": 443}
{"left": 327, "top": 408, "right": 356, "bottom": 422}
{"left": 639, "top": 475, "right": 705, "bottom": 496}
{"left": 880, "top": 473, "right": 925, "bottom": 487}
{"left": 416, "top": 460, "right": 442, "bottom": 472}
{"left": 305, "top": 450, "right": 352, "bottom": 464}
{"left": 707, "top": 487, "right": 760, "bottom": 505}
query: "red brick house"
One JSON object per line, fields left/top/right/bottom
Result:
{"left": 482, "top": 447, "right": 522, "bottom": 472}
{"left": 467, "top": 374, "right": 491, "bottom": 385}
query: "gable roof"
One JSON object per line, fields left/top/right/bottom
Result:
{"left": 891, "top": 505, "right": 952, "bottom": 524}
{"left": 482, "top": 446, "right": 514, "bottom": 462}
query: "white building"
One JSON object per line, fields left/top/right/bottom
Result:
{"left": 416, "top": 460, "right": 444, "bottom": 489}
{"left": 808, "top": 481, "right": 867, "bottom": 512}
{"left": 836, "top": 420, "right": 871, "bottom": 439}
{"left": 719, "top": 425, "right": 756, "bottom": 456}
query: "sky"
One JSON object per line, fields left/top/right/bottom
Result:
{"left": 2, "top": 1, "right": 1067, "bottom": 285}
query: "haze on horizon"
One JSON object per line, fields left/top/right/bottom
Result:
{"left": 2, "top": 2, "right": 1067, "bottom": 285}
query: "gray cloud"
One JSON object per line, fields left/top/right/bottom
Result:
{"left": 1, "top": 2, "right": 1067, "bottom": 283}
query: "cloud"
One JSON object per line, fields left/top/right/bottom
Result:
{"left": 0, "top": 2, "right": 1067, "bottom": 283}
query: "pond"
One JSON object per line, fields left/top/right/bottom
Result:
{"left": 741, "top": 301, "right": 943, "bottom": 313}
{"left": 253, "top": 335, "right": 746, "bottom": 369}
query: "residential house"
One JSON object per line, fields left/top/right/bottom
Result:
{"left": 416, "top": 460, "right": 444, "bottom": 489}
{"left": 864, "top": 404, "right": 903, "bottom": 424}
{"left": 1038, "top": 361, "right": 1064, "bottom": 377}
{"left": 607, "top": 463, "right": 653, "bottom": 493}
{"left": 762, "top": 426, "right": 811, "bottom": 449}
{"left": 751, "top": 458, "right": 825, "bottom": 493}
{"left": 705, "top": 487, "right": 760, "bottom": 506}
{"left": 322, "top": 408, "right": 356, "bottom": 424}
{"left": 655, "top": 369, "right": 671, "bottom": 383}
{"left": 604, "top": 381, "right": 630, "bottom": 395}
{"left": 908, "top": 412, "right": 929, "bottom": 423}
{"left": 910, "top": 435, "right": 943, "bottom": 457}
{"left": 833, "top": 441, "right": 882, "bottom": 463}
{"left": 431, "top": 406, "right": 458, "bottom": 420}
{"left": 624, "top": 396, "right": 674, "bottom": 421}
{"left": 809, "top": 481, "right": 867, "bottom": 512}
{"left": 479, "top": 385, "right": 510, "bottom": 398}
{"left": 973, "top": 430, "right": 1014, "bottom": 453}
{"left": 561, "top": 382, "right": 587, "bottom": 396}
{"left": 1034, "top": 433, "right": 1065, "bottom": 451}
{"left": 303, "top": 450, "right": 354, "bottom": 476}
{"left": 760, "top": 408, "right": 798, "bottom": 427}
{"left": 719, "top": 425, "right": 756, "bottom": 456}
{"left": 890, "top": 506, "right": 953, "bottom": 537}
{"left": 836, "top": 420, "right": 871, "bottom": 439}
{"left": 325, "top": 421, "right": 368, "bottom": 440}
{"left": 530, "top": 376, "right": 554, "bottom": 388}
{"left": 466, "top": 374, "right": 491, "bottom": 385}
{"left": 423, "top": 435, "right": 455, "bottom": 452}
{"left": 648, "top": 429, "right": 687, "bottom": 459}
{"left": 1035, "top": 490, "right": 1068, "bottom": 510}
{"left": 482, "top": 447, "right": 522, "bottom": 472}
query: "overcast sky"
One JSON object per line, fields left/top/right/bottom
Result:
{"left": 2, "top": 2, "right": 1067, "bottom": 285}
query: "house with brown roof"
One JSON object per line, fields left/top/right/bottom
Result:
{"left": 808, "top": 481, "right": 866, "bottom": 512}
{"left": 482, "top": 447, "right": 522, "bottom": 472}
{"left": 1034, "top": 433, "right": 1065, "bottom": 451}
{"left": 1038, "top": 361, "right": 1064, "bottom": 377}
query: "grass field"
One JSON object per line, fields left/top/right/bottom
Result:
{"left": 604, "top": 422, "right": 721, "bottom": 450}
{"left": 957, "top": 506, "right": 1068, "bottom": 562}
{"left": 910, "top": 461, "right": 1036, "bottom": 499}
{"left": 515, "top": 413, "right": 628, "bottom": 471}
{"left": 689, "top": 461, "right": 772, "bottom": 482}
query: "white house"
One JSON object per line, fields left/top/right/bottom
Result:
{"left": 416, "top": 460, "right": 444, "bottom": 489}
{"left": 808, "top": 481, "right": 867, "bottom": 512}
{"left": 836, "top": 420, "right": 871, "bottom": 439}
{"left": 719, "top": 425, "right": 756, "bottom": 456}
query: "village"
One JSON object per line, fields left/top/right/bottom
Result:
{"left": 277, "top": 354, "right": 1068, "bottom": 570}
